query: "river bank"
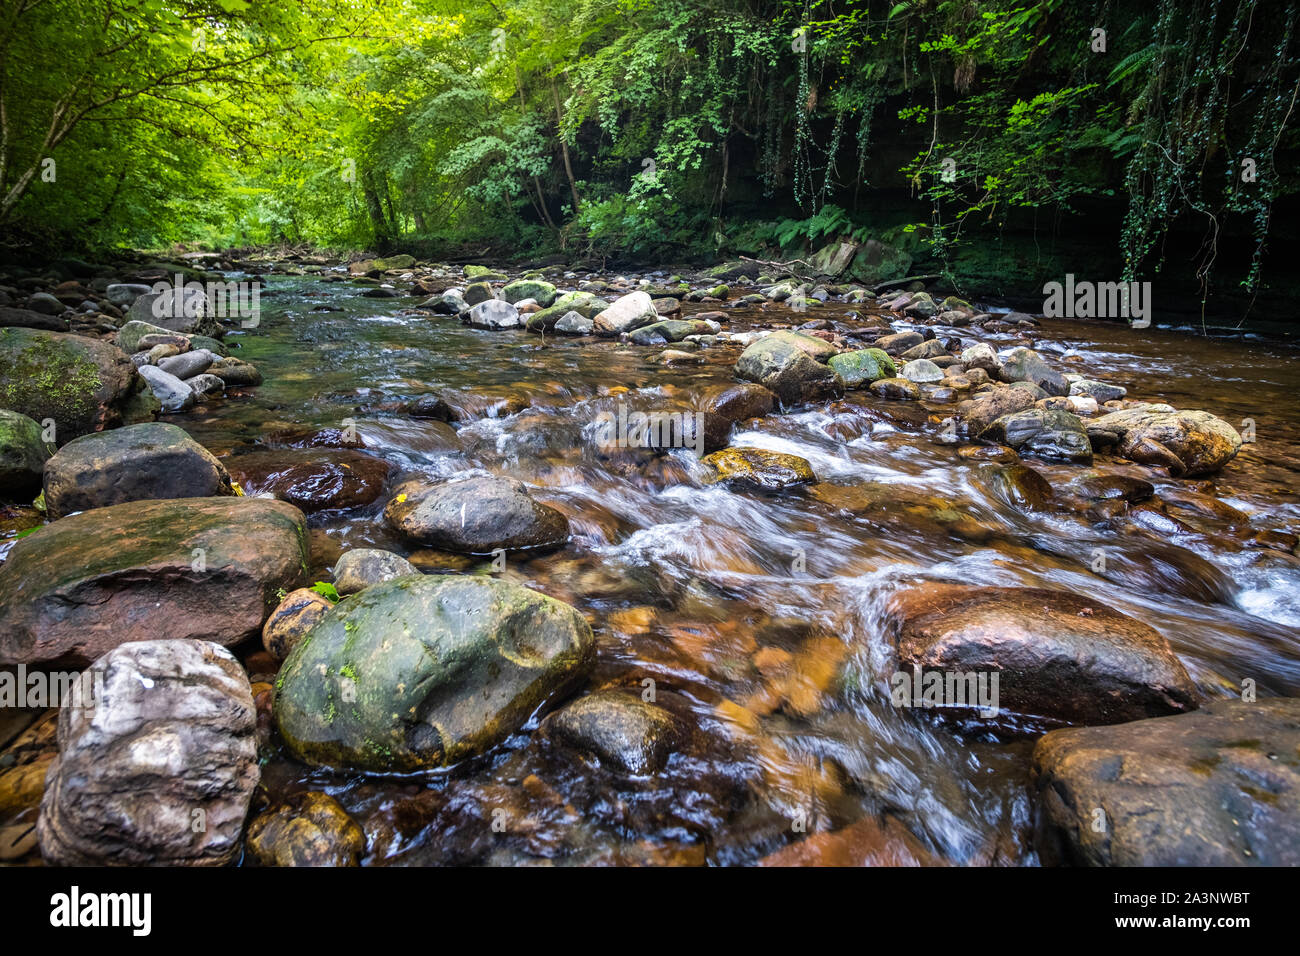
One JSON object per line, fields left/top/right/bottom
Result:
{"left": 1, "top": 251, "right": 1298, "bottom": 866}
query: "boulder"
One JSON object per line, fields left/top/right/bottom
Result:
{"left": 885, "top": 583, "right": 1198, "bottom": 727}
{"left": 959, "top": 386, "right": 1038, "bottom": 434}
{"left": 593, "top": 291, "right": 659, "bottom": 336}
{"left": 222, "top": 448, "right": 391, "bottom": 512}
{"left": 734, "top": 331, "right": 840, "bottom": 404}
{"left": 246, "top": 792, "right": 366, "bottom": 867}
{"left": 157, "top": 349, "right": 214, "bottom": 380}
{"left": 868, "top": 377, "right": 922, "bottom": 401}
{"left": 550, "top": 690, "right": 683, "bottom": 774}
{"left": 0, "top": 409, "right": 51, "bottom": 498}
{"left": 697, "top": 382, "right": 776, "bottom": 423}
{"left": 1034, "top": 698, "right": 1300, "bottom": 866}
{"left": 899, "top": 359, "right": 944, "bottom": 384}
{"left": 979, "top": 408, "right": 1093, "bottom": 463}
{"left": 42, "top": 421, "right": 233, "bottom": 519}
{"left": 418, "top": 290, "right": 468, "bottom": 315}
{"left": 627, "top": 318, "right": 719, "bottom": 345}
{"left": 274, "top": 575, "right": 595, "bottom": 771}
{"left": 384, "top": 475, "right": 569, "bottom": 554}
{"left": 828, "top": 348, "right": 895, "bottom": 387}
{"left": 501, "top": 279, "right": 558, "bottom": 308}
{"left": 959, "top": 342, "right": 999, "bottom": 372}
{"left": 262, "top": 587, "right": 333, "bottom": 660}
{"left": 462, "top": 281, "right": 494, "bottom": 306}
{"left": 126, "top": 287, "right": 223, "bottom": 339}
{"left": 207, "top": 357, "right": 262, "bottom": 387}
{"left": 526, "top": 291, "right": 607, "bottom": 331}
{"left": 553, "top": 310, "right": 594, "bottom": 335}
{"left": 1086, "top": 406, "right": 1242, "bottom": 477}
{"left": 332, "top": 548, "right": 418, "bottom": 595}
{"left": 702, "top": 447, "right": 816, "bottom": 490}
{"left": 1069, "top": 379, "right": 1127, "bottom": 403}
{"left": 0, "top": 306, "right": 68, "bottom": 332}
{"left": 36, "top": 639, "right": 258, "bottom": 865}
{"left": 998, "top": 347, "right": 1069, "bottom": 396}
{"left": 466, "top": 299, "right": 521, "bottom": 329}
{"left": 0, "top": 328, "right": 143, "bottom": 441}
{"left": 0, "top": 497, "right": 308, "bottom": 666}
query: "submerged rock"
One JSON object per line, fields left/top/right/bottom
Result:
{"left": 37, "top": 639, "right": 259, "bottom": 865}
{"left": 246, "top": 791, "right": 366, "bottom": 867}
{"left": 0, "top": 497, "right": 308, "bottom": 666}
{"left": 384, "top": 474, "right": 569, "bottom": 553}
{"left": 1034, "top": 697, "right": 1300, "bottom": 866}
{"left": 698, "top": 382, "right": 777, "bottom": 423}
{"left": 222, "top": 448, "right": 392, "bottom": 512}
{"left": 42, "top": 421, "right": 232, "bottom": 519}
{"left": 758, "top": 815, "right": 941, "bottom": 867}
{"left": 274, "top": 575, "right": 595, "bottom": 772}
{"left": 885, "top": 582, "right": 1198, "bottom": 727}
{"left": 549, "top": 690, "right": 683, "bottom": 774}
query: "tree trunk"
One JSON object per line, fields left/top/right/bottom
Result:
{"left": 551, "top": 75, "right": 580, "bottom": 213}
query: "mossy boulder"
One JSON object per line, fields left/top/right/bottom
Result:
{"left": 502, "top": 279, "right": 558, "bottom": 308}
{"left": 526, "top": 291, "right": 607, "bottom": 331}
{"left": 0, "top": 327, "right": 143, "bottom": 443}
{"left": 828, "top": 348, "right": 896, "bottom": 387}
{"left": 0, "top": 409, "right": 52, "bottom": 499}
{"left": 273, "top": 575, "right": 595, "bottom": 772}
{"left": 734, "top": 330, "right": 840, "bottom": 404}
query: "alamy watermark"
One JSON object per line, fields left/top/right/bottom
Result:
{"left": 0, "top": 665, "right": 104, "bottom": 711}
{"left": 150, "top": 273, "right": 261, "bottom": 329}
{"left": 593, "top": 402, "right": 705, "bottom": 455}
{"left": 1042, "top": 274, "right": 1151, "bottom": 328}
{"left": 889, "top": 666, "right": 1000, "bottom": 718}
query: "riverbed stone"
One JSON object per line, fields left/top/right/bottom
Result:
{"left": 899, "top": 358, "right": 944, "bottom": 384}
{"left": 126, "top": 287, "right": 224, "bottom": 339}
{"left": 0, "top": 496, "right": 308, "bottom": 667}
{"left": 384, "top": 474, "right": 570, "bottom": 553}
{"left": 332, "top": 547, "right": 418, "bottom": 595}
{"left": 698, "top": 382, "right": 776, "bottom": 423}
{"left": 1033, "top": 697, "right": 1300, "bottom": 866}
{"left": 885, "top": 583, "right": 1198, "bottom": 727}
{"left": 828, "top": 348, "right": 895, "bottom": 387}
{"left": 137, "top": 364, "right": 195, "bottom": 412}
{"left": 0, "top": 327, "right": 144, "bottom": 441}
{"left": 959, "top": 385, "right": 1039, "bottom": 434}
{"left": 246, "top": 791, "right": 366, "bottom": 867}
{"left": 526, "top": 291, "right": 607, "bottom": 331}
{"left": 221, "top": 448, "right": 392, "bottom": 512}
{"left": 702, "top": 446, "right": 816, "bottom": 490}
{"left": 628, "top": 318, "right": 719, "bottom": 345}
{"left": 1070, "top": 379, "right": 1127, "bottom": 403}
{"left": 273, "top": 574, "right": 595, "bottom": 771}
{"left": 0, "top": 409, "right": 51, "bottom": 498}
{"left": 157, "top": 349, "right": 214, "bottom": 380}
{"left": 36, "top": 639, "right": 258, "bottom": 865}
{"left": 998, "top": 347, "right": 1069, "bottom": 396}
{"left": 979, "top": 408, "right": 1093, "bottom": 463}
{"left": 553, "top": 310, "right": 594, "bottom": 335}
{"left": 466, "top": 299, "right": 521, "bottom": 329}
{"left": 42, "top": 421, "right": 233, "bottom": 519}
{"left": 593, "top": 291, "right": 659, "bottom": 336}
{"left": 262, "top": 587, "right": 333, "bottom": 660}
{"left": 868, "top": 377, "right": 922, "bottom": 400}
{"left": 734, "top": 331, "right": 840, "bottom": 404}
{"left": 1086, "top": 406, "right": 1242, "bottom": 477}
{"left": 549, "top": 690, "right": 683, "bottom": 774}
{"left": 502, "top": 279, "right": 558, "bottom": 308}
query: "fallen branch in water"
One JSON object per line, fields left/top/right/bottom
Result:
{"left": 873, "top": 274, "right": 942, "bottom": 294}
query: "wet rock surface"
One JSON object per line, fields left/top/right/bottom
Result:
{"left": 37, "top": 639, "right": 258, "bottom": 865}
{"left": 1034, "top": 698, "right": 1300, "bottom": 866}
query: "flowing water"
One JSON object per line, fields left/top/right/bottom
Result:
{"left": 174, "top": 272, "right": 1300, "bottom": 866}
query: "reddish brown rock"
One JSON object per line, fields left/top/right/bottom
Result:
{"left": 222, "top": 448, "right": 392, "bottom": 512}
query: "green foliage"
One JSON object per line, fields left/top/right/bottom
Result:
{"left": 0, "top": 0, "right": 1295, "bottom": 294}
{"left": 310, "top": 581, "right": 341, "bottom": 603}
